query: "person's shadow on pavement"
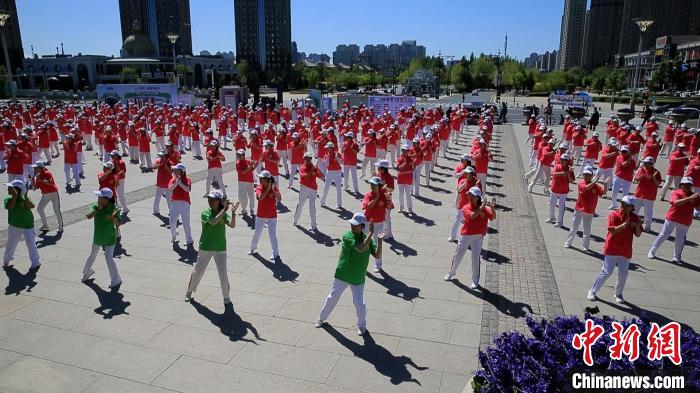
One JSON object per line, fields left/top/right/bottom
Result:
{"left": 83, "top": 279, "right": 131, "bottom": 319}
{"left": 172, "top": 242, "right": 197, "bottom": 264}
{"left": 323, "top": 325, "right": 427, "bottom": 385}
{"left": 252, "top": 253, "right": 299, "bottom": 282}
{"left": 365, "top": 271, "right": 422, "bottom": 301}
{"left": 190, "top": 300, "right": 263, "bottom": 344}
{"left": 3, "top": 265, "right": 38, "bottom": 295}
{"left": 453, "top": 280, "right": 533, "bottom": 319}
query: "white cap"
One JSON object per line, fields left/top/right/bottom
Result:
{"left": 109, "top": 150, "right": 120, "bottom": 156}
{"left": 642, "top": 156, "right": 655, "bottom": 164}
{"left": 378, "top": 159, "right": 390, "bottom": 169}
{"left": 479, "top": 138, "right": 486, "bottom": 144}
{"left": 325, "top": 142, "right": 335, "bottom": 149}
{"left": 400, "top": 144, "right": 409, "bottom": 151}
{"left": 345, "top": 132, "right": 354, "bottom": 137}
{"left": 236, "top": 149, "right": 246, "bottom": 155}
{"left": 582, "top": 166, "right": 594, "bottom": 175}
{"left": 608, "top": 137, "right": 618, "bottom": 145}
{"left": 677, "top": 143, "right": 685, "bottom": 148}
{"left": 103, "top": 161, "right": 115, "bottom": 169}
{"left": 5, "top": 179, "right": 26, "bottom": 193}
{"left": 31, "top": 160, "right": 46, "bottom": 169}
{"left": 347, "top": 212, "right": 367, "bottom": 226}
{"left": 206, "top": 189, "right": 225, "bottom": 199}
{"left": 257, "top": 170, "right": 272, "bottom": 179}
{"left": 461, "top": 154, "right": 471, "bottom": 161}
{"left": 369, "top": 176, "right": 383, "bottom": 186}
{"left": 412, "top": 138, "right": 420, "bottom": 143}
{"left": 560, "top": 154, "right": 571, "bottom": 161}
{"left": 621, "top": 195, "right": 636, "bottom": 206}
{"left": 560, "top": 142, "right": 569, "bottom": 149}
{"left": 263, "top": 139, "right": 273, "bottom": 146}
{"left": 303, "top": 152, "right": 313, "bottom": 159}
{"left": 680, "top": 176, "right": 693, "bottom": 185}
{"left": 93, "top": 187, "right": 113, "bottom": 199}
{"left": 174, "top": 163, "right": 186, "bottom": 171}
{"left": 463, "top": 166, "right": 475, "bottom": 174}
{"left": 4, "top": 139, "right": 16, "bottom": 146}
{"left": 620, "top": 145, "right": 629, "bottom": 152}
{"left": 291, "top": 132, "right": 300, "bottom": 138}
{"left": 468, "top": 186, "right": 482, "bottom": 197}
{"left": 593, "top": 132, "right": 599, "bottom": 137}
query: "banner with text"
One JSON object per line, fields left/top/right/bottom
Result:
{"left": 368, "top": 95, "right": 416, "bottom": 116}
{"left": 96, "top": 83, "right": 178, "bottom": 105}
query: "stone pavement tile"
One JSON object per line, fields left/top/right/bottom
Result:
{"left": 369, "top": 312, "right": 454, "bottom": 344}
{"left": 672, "top": 310, "right": 700, "bottom": 329}
{"left": 257, "top": 279, "right": 331, "bottom": 302}
{"left": 375, "top": 264, "right": 428, "bottom": 281}
{"left": 9, "top": 298, "right": 94, "bottom": 330}
{"left": 152, "top": 355, "right": 319, "bottom": 393}
{"left": 0, "top": 349, "right": 22, "bottom": 370}
{"left": 274, "top": 298, "right": 357, "bottom": 329}
{"left": 344, "top": 288, "right": 415, "bottom": 315}
{"left": 440, "top": 372, "right": 471, "bottom": 393}
{"left": 71, "top": 312, "right": 170, "bottom": 345}
{"left": 145, "top": 324, "right": 246, "bottom": 364}
{"left": 131, "top": 276, "right": 218, "bottom": 301}
{"left": 399, "top": 279, "right": 462, "bottom": 302}
{"left": 396, "top": 337, "right": 477, "bottom": 376}
{"left": 296, "top": 325, "right": 400, "bottom": 357}
{"left": 387, "top": 255, "right": 447, "bottom": 269}
{"left": 21, "top": 276, "right": 92, "bottom": 304}
{"left": 0, "top": 316, "right": 31, "bottom": 340}
{"left": 75, "top": 290, "right": 190, "bottom": 324}
{"left": 229, "top": 340, "right": 340, "bottom": 383}
{"left": 82, "top": 375, "right": 180, "bottom": 393}
{"left": 206, "top": 289, "right": 288, "bottom": 316}
{"left": 449, "top": 322, "right": 482, "bottom": 348}
{"left": 0, "top": 356, "right": 102, "bottom": 393}
{"left": 325, "top": 354, "right": 443, "bottom": 393}
{"left": 0, "top": 295, "right": 35, "bottom": 316}
{"left": 238, "top": 313, "right": 311, "bottom": 346}
{"left": 411, "top": 298, "right": 482, "bottom": 324}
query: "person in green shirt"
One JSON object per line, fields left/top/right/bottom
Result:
{"left": 3, "top": 180, "right": 41, "bottom": 270}
{"left": 185, "top": 189, "right": 239, "bottom": 304}
{"left": 81, "top": 188, "right": 123, "bottom": 289}
{"left": 315, "top": 212, "right": 384, "bottom": 335}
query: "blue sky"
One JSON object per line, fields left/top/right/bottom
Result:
{"left": 16, "top": 0, "right": 563, "bottom": 60}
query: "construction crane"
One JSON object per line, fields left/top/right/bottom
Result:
{"left": 437, "top": 51, "right": 455, "bottom": 65}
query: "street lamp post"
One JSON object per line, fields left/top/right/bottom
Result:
{"left": 0, "top": 10, "right": 15, "bottom": 99}
{"left": 630, "top": 19, "right": 653, "bottom": 114}
{"left": 167, "top": 33, "right": 179, "bottom": 87}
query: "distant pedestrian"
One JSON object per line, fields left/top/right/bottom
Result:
{"left": 648, "top": 177, "right": 699, "bottom": 263}
{"left": 81, "top": 188, "right": 122, "bottom": 289}
{"left": 249, "top": 170, "right": 281, "bottom": 260}
{"left": 168, "top": 163, "right": 194, "bottom": 245}
{"left": 31, "top": 161, "right": 63, "bottom": 232}
{"left": 565, "top": 166, "right": 603, "bottom": 250}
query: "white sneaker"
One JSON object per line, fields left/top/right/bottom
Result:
{"left": 615, "top": 295, "right": 625, "bottom": 304}
{"left": 544, "top": 218, "right": 554, "bottom": 223}
{"left": 469, "top": 282, "right": 479, "bottom": 289}
{"left": 184, "top": 292, "right": 193, "bottom": 302}
{"left": 247, "top": 249, "right": 255, "bottom": 255}
{"left": 672, "top": 258, "right": 682, "bottom": 264}
{"left": 447, "top": 237, "right": 457, "bottom": 243}
{"left": 586, "top": 290, "right": 596, "bottom": 301}
{"left": 647, "top": 252, "right": 655, "bottom": 259}
{"left": 443, "top": 273, "right": 455, "bottom": 281}
{"left": 314, "top": 319, "right": 325, "bottom": 328}
{"left": 373, "top": 265, "right": 381, "bottom": 273}
{"left": 564, "top": 242, "right": 571, "bottom": 248}
{"left": 81, "top": 269, "right": 95, "bottom": 282}
{"left": 38, "top": 225, "right": 50, "bottom": 231}
{"left": 223, "top": 298, "right": 231, "bottom": 305}
{"left": 357, "top": 326, "right": 367, "bottom": 336}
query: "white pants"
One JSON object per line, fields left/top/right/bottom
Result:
{"left": 153, "top": 186, "right": 171, "bottom": 214}
{"left": 566, "top": 210, "right": 593, "bottom": 249}
{"left": 0, "top": 151, "right": 4, "bottom": 170}
{"left": 363, "top": 222, "right": 384, "bottom": 269}
{"left": 251, "top": 217, "right": 279, "bottom": 257}
{"left": 384, "top": 208, "right": 392, "bottom": 237}
{"left": 120, "top": 141, "right": 129, "bottom": 155}
{"left": 187, "top": 250, "right": 230, "bottom": 300}
{"left": 571, "top": 146, "right": 583, "bottom": 163}
{"left": 140, "top": 153, "right": 152, "bottom": 169}
{"left": 477, "top": 173, "right": 487, "bottom": 192}
{"left": 634, "top": 198, "right": 654, "bottom": 230}
{"left": 343, "top": 165, "right": 359, "bottom": 192}
{"left": 82, "top": 134, "right": 93, "bottom": 149}
{"left": 37, "top": 192, "right": 63, "bottom": 230}
{"left": 659, "top": 175, "right": 681, "bottom": 200}
{"left": 413, "top": 164, "right": 423, "bottom": 195}
{"left": 3, "top": 225, "right": 41, "bottom": 268}
{"left": 548, "top": 192, "right": 567, "bottom": 225}
{"left": 528, "top": 149, "right": 537, "bottom": 167}
{"left": 155, "top": 136, "right": 165, "bottom": 152}
{"left": 320, "top": 170, "right": 342, "bottom": 207}
{"left": 649, "top": 220, "right": 689, "bottom": 261}
{"left": 192, "top": 141, "right": 202, "bottom": 157}
{"left": 83, "top": 243, "right": 121, "bottom": 287}
{"left": 388, "top": 144, "right": 397, "bottom": 164}
{"left": 609, "top": 177, "right": 631, "bottom": 208}
{"left": 39, "top": 147, "right": 52, "bottom": 162}
{"left": 293, "top": 186, "right": 317, "bottom": 229}
{"left": 659, "top": 143, "right": 672, "bottom": 157}
{"left": 591, "top": 255, "right": 629, "bottom": 297}
{"left": 595, "top": 168, "right": 614, "bottom": 194}
{"left": 376, "top": 149, "right": 387, "bottom": 160}
{"left": 288, "top": 164, "right": 300, "bottom": 188}
{"left": 450, "top": 207, "right": 463, "bottom": 239}
{"left": 448, "top": 234, "right": 483, "bottom": 285}
{"left": 64, "top": 163, "right": 81, "bottom": 186}
{"left": 116, "top": 182, "right": 128, "bottom": 212}
{"left": 278, "top": 150, "right": 289, "bottom": 175}
{"left": 397, "top": 184, "right": 413, "bottom": 211}
{"left": 423, "top": 161, "right": 432, "bottom": 186}
{"left": 128, "top": 146, "right": 139, "bottom": 161}
{"left": 238, "top": 181, "right": 255, "bottom": 213}
{"left": 360, "top": 157, "right": 376, "bottom": 177}
{"left": 318, "top": 278, "right": 366, "bottom": 329}
{"left": 207, "top": 168, "right": 225, "bottom": 194}
{"left": 169, "top": 200, "right": 193, "bottom": 244}
{"left": 525, "top": 161, "right": 540, "bottom": 179}
{"left": 7, "top": 173, "right": 24, "bottom": 183}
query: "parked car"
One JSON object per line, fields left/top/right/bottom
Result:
{"left": 668, "top": 105, "right": 700, "bottom": 119}
{"left": 471, "top": 89, "right": 479, "bottom": 96}
{"left": 680, "top": 91, "right": 694, "bottom": 98}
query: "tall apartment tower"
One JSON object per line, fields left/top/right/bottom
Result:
{"left": 234, "top": 0, "right": 291, "bottom": 74}
{"left": 0, "top": 0, "right": 24, "bottom": 73}
{"left": 118, "top": 0, "right": 193, "bottom": 57}
{"left": 557, "top": 0, "right": 587, "bottom": 69}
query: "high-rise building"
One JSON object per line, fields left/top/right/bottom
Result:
{"left": 332, "top": 44, "right": 360, "bottom": 66}
{"left": 118, "top": 0, "right": 193, "bottom": 57}
{"left": 0, "top": 0, "right": 24, "bottom": 74}
{"left": 557, "top": 0, "right": 587, "bottom": 69}
{"left": 359, "top": 40, "right": 425, "bottom": 69}
{"left": 234, "top": 0, "right": 292, "bottom": 74}
{"left": 581, "top": 0, "right": 624, "bottom": 70}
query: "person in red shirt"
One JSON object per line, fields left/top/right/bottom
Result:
{"left": 341, "top": 132, "right": 360, "bottom": 194}
{"left": 31, "top": 161, "right": 63, "bottom": 232}
{"left": 261, "top": 140, "right": 281, "bottom": 184}
{"left": 570, "top": 125, "right": 586, "bottom": 163}
{"left": 293, "top": 153, "right": 324, "bottom": 231}
{"left": 206, "top": 140, "right": 226, "bottom": 195}
{"left": 395, "top": 144, "right": 414, "bottom": 213}
{"left": 632, "top": 156, "right": 662, "bottom": 231}
{"left": 565, "top": 166, "right": 603, "bottom": 250}
{"left": 577, "top": 132, "right": 602, "bottom": 177}
{"left": 97, "top": 161, "right": 118, "bottom": 197}
{"left": 444, "top": 186, "right": 496, "bottom": 288}
{"left": 360, "top": 130, "right": 378, "bottom": 178}
{"left": 527, "top": 138, "right": 556, "bottom": 194}
{"left": 547, "top": 154, "right": 575, "bottom": 227}
{"left": 275, "top": 128, "right": 290, "bottom": 177}
{"left": 609, "top": 145, "right": 636, "bottom": 209}
{"left": 248, "top": 130, "right": 263, "bottom": 172}
{"left": 660, "top": 120, "right": 676, "bottom": 157}
{"left": 685, "top": 147, "right": 700, "bottom": 219}
{"left": 362, "top": 177, "right": 390, "bottom": 272}
{"left": 152, "top": 150, "right": 172, "bottom": 215}
{"left": 36, "top": 124, "right": 52, "bottom": 164}
{"left": 588, "top": 195, "right": 643, "bottom": 304}
{"left": 249, "top": 170, "right": 281, "bottom": 260}
{"left": 4, "top": 140, "right": 26, "bottom": 182}
{"left": 320, "top": 142, "right": 343, "bottom": 208}
{"left": 449, "top": 166, "right": 482, "bottom": 242}
{"left": 648, "top": 177, "right": 699, "bottom": 263}
{"left": 110, "top": 151, "right": 129, "bottom": 214}
{"left": 659, "top": 143, "right": 690, "bottom": 200}
{"left": 235, "top": 149, "right": 257, "bottom": 216}
{"left": 286, "top": 132, "right": 305, "bottom": 189}
{"left": 62, "top": 134, "right": 81, "bottom": 187}
{"left": 376, "top": 160, "right": 395, "bottom": 239}
{"left": 138, "top": 128, "right": 153, "bottom": 170}
{"left": 167, "top": 163, "right": 193, "bottom": 245}
{"left": 642, "top": 132, "right": 661, "bottom": 162}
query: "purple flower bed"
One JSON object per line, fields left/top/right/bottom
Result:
{"left": 472, "top": 314, "right": 700, "bottom": 393}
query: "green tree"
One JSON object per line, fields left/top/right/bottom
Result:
{"left": 469, "top": 56, "right": 496, "bottom": 88}
{"left": 237, "top": 60, "right": 260, "bottom": 103}
{"left": 119, "top": 66, "right": 139, "bottom": 83}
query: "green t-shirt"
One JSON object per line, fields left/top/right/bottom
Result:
{"left": 4, "top": 195, "right": 34, "bottom": 229}
{"left": 89, "top": 202, "right": 120, "bottom": 246}
{"left": 199, "top": 208, "right": 230, "bottom": 251}
{"left": 334, "top": 231, "right": 376, "bottom": 285}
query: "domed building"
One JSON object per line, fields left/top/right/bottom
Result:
{"left": 121, "top": 22, "right": 155, "bottom": 58}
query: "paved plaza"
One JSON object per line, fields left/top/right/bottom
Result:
{"left": 0, "top": 95, "right": 698, "bottom": 393}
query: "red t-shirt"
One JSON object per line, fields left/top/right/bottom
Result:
{"left": 236, "top": 159, "right": 255, "bottom": 183}
{"left": 98, "top": 171, "right": 118, "bottom": 195}
{"left": 326, "top": 151, "right": 341, "bottom": 171}
{"left": 574, "top": 180, "right": 603, "bottom": 214}
{"left": 667, "top": 150, "right": 690, "bottom": 177}
{"left": 63, "top": 141, "right": 79, "bottom": 165}
{"left": 299, "top": 163, "right": 322, "bottom": 190}
{"left": 633, "top": 167, "right": 662, "bottom": 201}
{"left": 460, "top": 203, "right": 494, "bottom": 236}
{"left": 614, "top": 155, "right": 636, "bottom": 181}
{"left": 597, "top": 147, "right": 618, "bottom": 169}
{"left": 550, "top": 164, "right": 573, "bottom": 194}
{"left": 603, "top": 210, "right": 640, "bottom": 259}
{"left": 456, "top": 177, "right": 482, "bottom": 209}
{"left": 155, "top": 158, "right": 172, "bottom": 188}
{"left": 263, "top": 150, "right": 280, "bottom": 176}
{"left": 665, "top": 189, "right": 699, "bottom": 226}
{"left": 342, "top": 140, "right": 358, "bottom": 166}
{"left": 255, "top": 184, "right": 279, "bottom": 219}
{"left": 362, "top": 191, "right": 388, "bottom": 223}
{"left": 396, "top": 155, "right": 414, "bottom": 185}
{"left": 583, "top": 138, "right": 602, "bottom": 159}
{"left": 35, "top": 171, "right": 58, "bottom": 194}
{"left": 207, "top": 149, "right": 223, "bottom": 169}
{"left": 686, "top": 158, "right": 700, "bottom": 187}
{"left": 169, "top": 176, "right": 192, "bottom": 204}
